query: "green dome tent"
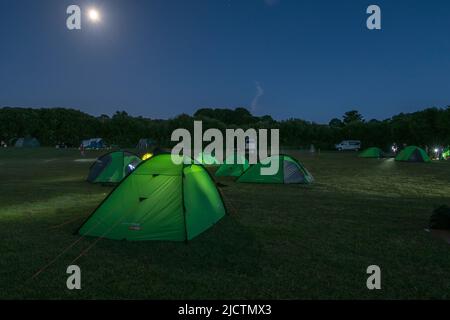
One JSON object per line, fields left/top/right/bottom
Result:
{"left": 359, "top": 147, "right": 384, "bottom": 158}
{"left": 215, "top": 153, "right": 249, "bottom": 177}
{"left": 78, "top": 154, "right": 226, "bottom": 241}
{"left": 395, "top": 146, "right": 431, "bottom": 163}
{"left": 195, "top": 152, "right": 219, "bottom": 165}
{"left": 87, "top": 151, "right": 142, "bottom": 184}
{"left": 14, "top": 137, "right": 40, "bottom": 148}
{"left": 237, "top": 154, "right": 314, "bottom": 184}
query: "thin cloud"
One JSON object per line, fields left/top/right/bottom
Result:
{"left": 251, "top": 82, "right": 264, "bottom": 113}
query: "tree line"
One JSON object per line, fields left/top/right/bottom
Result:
{"left": 0, "top": 106, "right": 449, "bottom": 150}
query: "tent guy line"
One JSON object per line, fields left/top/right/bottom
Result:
{"left": 30, "top": 198, "right": 138, "bottom": 280}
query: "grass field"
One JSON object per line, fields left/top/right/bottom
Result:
{"left": 1, "top": 148, "right": 450, "bottom": 299}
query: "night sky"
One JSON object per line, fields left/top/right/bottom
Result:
{"left": 1, "top": 0, "right": 450, "bottom": 123}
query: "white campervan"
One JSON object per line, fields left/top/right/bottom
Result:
{"left": 335, "top": 140, "right": 361, "bottom": 151}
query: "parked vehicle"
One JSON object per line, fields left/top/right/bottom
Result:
{"left": 335, "top": 140, "right": 361, "bottom": 151}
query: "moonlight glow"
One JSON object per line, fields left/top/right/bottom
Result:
{"left": 88, "top": 9, "right": 100, "bottom": 22}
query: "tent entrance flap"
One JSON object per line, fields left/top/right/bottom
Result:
{"left": 237, "top": 154, "right": 314, "bottom": 184}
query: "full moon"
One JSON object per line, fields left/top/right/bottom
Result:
{"left": 88, "top": 9, "right": 100, "bottom": 22}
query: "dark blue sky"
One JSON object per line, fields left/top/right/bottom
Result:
{"left": 1, "top": 0, "right": 450, "bottom": 123}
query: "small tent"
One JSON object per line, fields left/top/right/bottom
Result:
{"left": 359, "top": 147, "right": 384, "bottom": 158}
{"left": 195, "top": 152, "right": 220, "bottom": 165}
{"left": 395, "top": 146, "right": 431, "bottom": 163}
{"left": 14, "top": 137, "right": 40, "bottom": 148}
{"left": 237, "top": 154, "right": 314, "bottom": 184}
{"left": 215, "top": 153, "right": 249, "bottom": 177}
{"left": 87, "top": 151, "right": 142, "bottom": 184}
{"left": 137, "top": 138, "right": 156, "bottom": 150}
{"left": 78, "top": 154, "right": 226, "bottom": 241}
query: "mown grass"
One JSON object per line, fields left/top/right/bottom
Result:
{"left": 1, "top": 148, "right": 450, "bottom": 299}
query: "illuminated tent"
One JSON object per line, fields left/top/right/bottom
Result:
{"left": 78, "top": 154, "right": 226, "bottom": 241}
{"left": 14, "top": 137, "right": 40, "bottom": 148}
{"left": 237, "top": 154, "right": 314, "bottom": 184}
{"left": 195, "top": 152, "right": 220, "bottom": 165}
{"left": 395, "top": 146, "right": 431, "bottom": 163}
{"left": 358, "top": 147, "right": 384, "bottom": 158}
{"left": 87, "top": 151, "right": 142, "bottom": 183}
{"left": 442, "top": 148, "right": 450, "bottom": 160}
{"left": 215, "top": 153, "right": 249, "bottom": 177}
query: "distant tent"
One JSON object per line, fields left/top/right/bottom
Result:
{"left": 237, "top": 154, "right": 314, "bottom": 184}
{"left": 152, "top": 147, "right": 165, "bottom": 156}
{"left": 87, "top": 151, "right": 142, "bottom": 183}
{"left": 14, "top": 137, "right": 40, "bottom": 148}
{"left": 137, "top": 138, "right": 156, "bottom": 150}
{"left": 443, "top": 148, "right": 450, "bottom": 160}
{"left": 78, "top": 154, "right": 226, "bottom": 241}
{"left": 359, "top": 147, "right": 384, "bottom": 158}
{"left": 215, "top": 153, "right": 249, "bottom": 177}
{"left": 82, "top": 138, "right": 105, "bottom": 149}
{"left": 395, "top": 146, "right": 431, "bottom": 163}
{"left": 195, "top": 152, "right": 220, "bottom": 165}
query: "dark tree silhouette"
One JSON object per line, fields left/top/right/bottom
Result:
{"left": 0, "top": 106, "right": 449, "bottom": 150}
{"left": 343, "top": 110, "right": 364, "bottom": 124}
